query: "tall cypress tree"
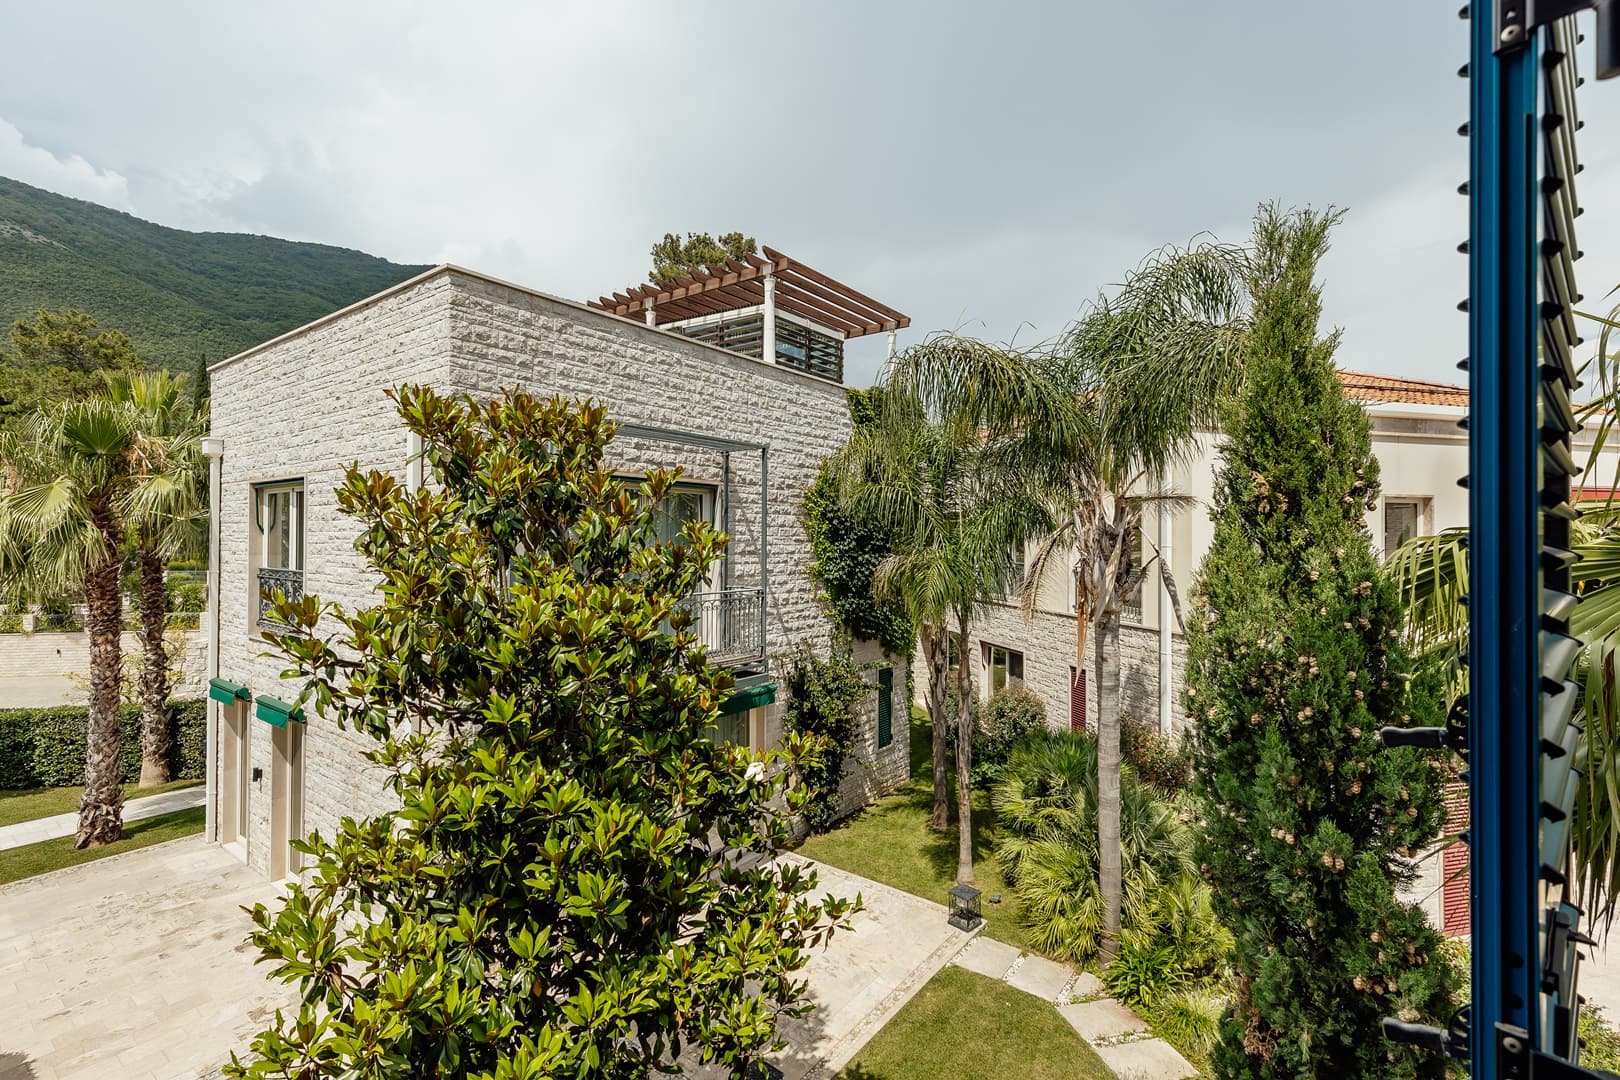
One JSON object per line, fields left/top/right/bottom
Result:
{"left": 1186, "top": 206, "right": 1453, "bottom": 1078}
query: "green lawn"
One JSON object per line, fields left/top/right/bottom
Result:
{"left": 836, "top": 966, "right": 1110, "bottom": 1080}
{"left": 796, "top": 715, "right": 1030, "bottom": 949}
{"left": 0, "top": 779, "right": 202, "bottom": 829}
{"left": 0, "top": 806, "right": 204, "bottom": 886}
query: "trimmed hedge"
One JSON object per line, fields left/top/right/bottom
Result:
{"left": 0, "top": 699, "right": 206, "bottom": 789}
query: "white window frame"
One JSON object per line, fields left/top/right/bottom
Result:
{"left": 982, "top": 642, "right": 1025, "bottom": 698}
{"left": 1383, "top": 497, "right": 1430, "bottom": 556}
{"left": 253, "top": 479, "right": 305, "bottom": 631}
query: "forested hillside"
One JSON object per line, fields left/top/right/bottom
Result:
{"left": 0, "top": 175, "right": 429, "bottom": 370}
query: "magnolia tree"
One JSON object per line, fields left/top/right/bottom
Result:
{"left": 227, "top": 386, "right": 854, "bottom": 1079}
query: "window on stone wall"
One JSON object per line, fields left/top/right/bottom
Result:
{"left": 1383, "top": 498, "right": 1429, "bottom": 556}
{"left": 254, "top": 481, "right": 304, "bottom": 629}
{"left": 984, "top": 643, "right": 1024, "bottom": 696}
{"left": 877, "top": 667, "right": 894, "bottom": 748}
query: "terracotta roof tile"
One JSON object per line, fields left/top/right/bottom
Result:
{"left": 1337, "top": 370, "right": 1468, "bottom": 407}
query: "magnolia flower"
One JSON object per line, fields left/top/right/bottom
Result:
{"left": 745, "top": 760, "right": 766, "bottom": 783}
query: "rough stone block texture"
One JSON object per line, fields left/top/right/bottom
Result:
{"left": 959, "top": 602, "right": 1189, "bottom": 735}
{"left": 208, "top": 267, "right": 906, "bottom": 879}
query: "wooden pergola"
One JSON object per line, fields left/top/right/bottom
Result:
{"left": 589, "top": 246, "right": 910, "bottom": 374}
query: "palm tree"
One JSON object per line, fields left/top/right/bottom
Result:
{"left": 834, "top": 335, "right": 1063, "bottom": 882}
{"left": 0, "top": 400, "right": 140, "bottom": 846}
{"left": 1390, "top": 506, "right": 1620, "bottom": 933}
{"left": 107, "top": 370, "right": 208, "bottom": 787}
{"left": 1021, "top": 241, "right": 1247, "bottom": 956}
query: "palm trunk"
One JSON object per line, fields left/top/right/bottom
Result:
{"left": 921, "top": 624, "right": 951, "bottom": 830}
{"left": 77, "top": 524, "right": 125, "bottom": 848}
{"left": 137, "top": 544, "right": 172, "bottom": 787}
{"left": 1096, "top": 606, "right": 1122, "bottom": 959}
{"left": 954, "top": 612, "right": 975, "bottom": 886}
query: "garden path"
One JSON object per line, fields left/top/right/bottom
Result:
{"left": 0, "top": 785, "right": 206, "bottom": 850}
{"left": 950, "top": 935, "right": 1199, "bottom": 1080}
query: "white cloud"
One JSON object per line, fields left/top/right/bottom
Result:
{"left": 0, "top": 118, "right": 131, "bottom": 211}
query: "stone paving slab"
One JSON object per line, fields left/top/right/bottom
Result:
{"left": 0, "top": 786, "right": 206, "bottom": 851}
{"left": 1006, "top": 952, "right": 1077, "bottom": 1001}
{"left": 1092, "top": 1037, "right": 1199, "bottom": 1080}
{"left": 0, "top": 837, "right": 291, "bottom": 1079}
{"left": 1059, "top": 998, "right": 1152, "bottom": 1042}
{"left": 1068, "top": 971, "right": 1105, "bottom": 1000}
{"left": 950, "top": 935, "right": 1022, "bottom": 981}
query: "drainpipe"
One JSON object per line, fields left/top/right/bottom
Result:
{"left": 1157, "top": 502, "right": 1174, "bottom": 737}
{"left": 201, "top": 436, "right": 225, "bottom": 842}
{"left": 406, "top": 430, "right": 424, "bottom": 493}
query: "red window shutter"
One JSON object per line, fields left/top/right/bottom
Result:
{"left": 1442, "top": 782, "right": 1470, "bottom": 937}
{"left": 1070, "top": 667, "right": 1086, "bottom": 732}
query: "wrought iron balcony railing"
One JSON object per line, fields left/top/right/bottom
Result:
{"left": 258, "top": 567, "right": 304, "bottom": 626}
{"left": 676, "top": 587, "right": 766, "bottom": 669}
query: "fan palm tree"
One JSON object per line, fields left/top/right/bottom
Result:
{"left": 106, "top": 370, "right": 208, "bottom": 786}
{"left": 833, "top": 334, "right": 1066, "bottom": 882}
{"left": 0, "top": 399, "right": 140, "bottom": 846}
{"left": 1021, "top": 241, "right": 1247, "bottom": 956}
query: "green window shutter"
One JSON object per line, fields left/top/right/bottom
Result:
{"left": 877, "top": 667, "right": 894, "bottom": 748}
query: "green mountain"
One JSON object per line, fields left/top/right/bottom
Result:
{"left": 0, "top": 175, "right": 431, "bottom": 370}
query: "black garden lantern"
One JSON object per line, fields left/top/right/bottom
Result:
{"left": 947, "top": 882, "right": 982, "bottom": 931}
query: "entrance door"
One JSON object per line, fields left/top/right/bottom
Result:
{"left": 219, "top": 702, "right": 250, "bottom": 850}
{"left": 269, "top": 722, "right": 305, "bottom": 879}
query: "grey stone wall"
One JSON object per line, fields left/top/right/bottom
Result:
{"left": 950, "top": 602, "right": 1187, "bottom": 734}
{"left": 209, "top": 267, "right": 905, "bottom": 879}
{"left": 211, "top": 274, "right": 457, "bottom": 876}
{"left": 0, "top": 629, "right": 206, "bottom": 695}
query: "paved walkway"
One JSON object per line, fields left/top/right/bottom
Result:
{"left": 0, "top": 676, "right": 81, "bottom": 709}
{"left": 0, "top": 842, "right": 977, "bottom": 1080}
{"left": 0, "top": 838, "right": 292, "bottom": 1080}
{"left": 0, "top": 786, "right": 206, "bottom": 851}
{"left": 951, "top": 936, "right": 1198, "bottom": 1080}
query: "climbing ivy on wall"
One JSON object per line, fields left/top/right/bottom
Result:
{"left": 782, "top": 646, "right": 871, "bottom": 832}
{"left": 802, "top": 387, "right": 915, "bottom": 656}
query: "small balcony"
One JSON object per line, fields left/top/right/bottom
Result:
{"left": 257, "top": 567, "right": 304, "bottom": 626}
{"left": 679, "top": 587, "right": 766, "bottom": 671}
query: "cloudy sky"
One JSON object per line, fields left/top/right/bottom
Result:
{"left": 2, "top": 1, "right": 1617, "bottom": 387}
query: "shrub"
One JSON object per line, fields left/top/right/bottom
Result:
{"left": 0, "top": 611, "right": 23, "bottom": 634}
{"left": 992, "top": 729, "right": 1225, "bottom": 973}
{"left": 1105, "top": 941, "right": 1185, "bottom": 1010}
{"left": 227, "top": 387, "right": 855, "bottom": 1078}
{"left": 782, "top": 647, "right": 871, "bottom": 831}
{"left": 1150, "top": 986, "right": 1227, "bottom": 1066}
{"left": 1120, "top": 712, "right": 1192, "bottom": 796}
{"left": 0, "top": 699, "right": 205, "bottom": 789}
{"left": 943, "top": 686, "right": 1047, "bottom": 788}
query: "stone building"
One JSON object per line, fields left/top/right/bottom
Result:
{"left": 956, "top": 371, "right": 1619, "bottom": 936}
{"left": 201, "top": 255, "right": 912, "bottom": 880}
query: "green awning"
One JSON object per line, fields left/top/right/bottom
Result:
{"left": 208, "top": 678, "right": 252, "bottom": 705}
{"left": 718, "top": 681, "right": 776, "bottom": 717}
{"left": 254, "top": 694, "right": 304, "bottom": 728}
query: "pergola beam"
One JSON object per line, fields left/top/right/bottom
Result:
{"left": 589, "top": 246, "right": 907, "bottom": 340}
